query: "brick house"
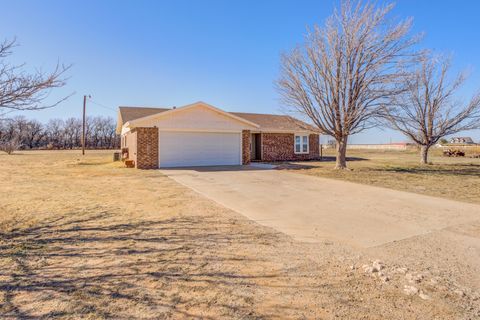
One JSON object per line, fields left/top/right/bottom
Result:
{"left": 449, "top": 137, "right": 475, "bottom": 144}
{"left": 116, "top": 101, "right": 321, "bottom": 169}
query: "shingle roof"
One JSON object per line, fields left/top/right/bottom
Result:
{"left": 118, "top": 106, "right": 170, "bottom": 123}
{"left": 229, "top": 112, "right": 318, "bottom": 132}
{"left": 117, "top": 106, "right": 319, "bottom": 133}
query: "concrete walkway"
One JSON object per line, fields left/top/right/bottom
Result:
{"left": 161, "top": 166, "right": 480, "bottom": 248}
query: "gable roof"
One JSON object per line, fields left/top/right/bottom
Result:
{"left": 117, "top": 103, "right": 320, "bottom": 134}
{"left": 127, "top": 101, "right": 260, "bottom": 129}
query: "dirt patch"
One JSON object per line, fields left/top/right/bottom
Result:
{"left": 0, "top": 150, "right": 478, "bottom": 319}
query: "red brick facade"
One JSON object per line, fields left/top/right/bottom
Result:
{"left": 126, "top": 128, "right": 318, "bottom": 169}
{"left": 261, "top": 133, "right": 320, "bottom": 162}
{"left": 135, "top": 127, "right": 159, "bottom": 169}
{"left": 309, "top": 134, "right": 320, "bottom": 159}
{"left": 242, "top": 130, "right": 251, "bottom": 165}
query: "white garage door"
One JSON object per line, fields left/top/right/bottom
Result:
{"left": 159, "top": 131, "right": 241, "bottom": 168}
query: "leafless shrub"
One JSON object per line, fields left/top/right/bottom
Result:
{"left": 0, "top": 117, "right": 22, "bottom": 154}
{"left": 0, "top": 136, "right": 21, "bottom": 154}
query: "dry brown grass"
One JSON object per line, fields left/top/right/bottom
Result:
{"left": 284, "top": 148, "right": 480, "bottom": 204}
{"left": 0, "top": 150, "right": 477, "bottom": 319}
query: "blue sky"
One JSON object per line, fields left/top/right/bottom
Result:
{"left": 2, "top": 0, "right": 479, "bottom": 143}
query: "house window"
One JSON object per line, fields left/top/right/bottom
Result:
{"left": 295, "top": 134, "right": 309, "bottom": 154}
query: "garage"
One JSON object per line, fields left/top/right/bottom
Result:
{"left": 159, "top": 131, "right": 242, "bottom": 167}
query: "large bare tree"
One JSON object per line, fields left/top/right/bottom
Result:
{"left": 0, "top": 38, "right": 70, "bottom": 115}
{"left": 277, "top": 0, "right": 419, "bottom": 169}
{"left": 382, "top": 55, "right": 480, "bottom": 164}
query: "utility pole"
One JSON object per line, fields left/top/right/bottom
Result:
{"left": 82, "top": 95, "right": 90, "bottom": 155}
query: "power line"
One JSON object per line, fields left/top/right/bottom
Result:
{"left": 88, "top": 99, "right": 117, "bottom": 112}
{"left": 0, "top": 109, "right": 17, "bottom": 119}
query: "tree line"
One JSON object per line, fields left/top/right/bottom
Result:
{"left": 0, "top": 115, "right": 119, "bottom": 154}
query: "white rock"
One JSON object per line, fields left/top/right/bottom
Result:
{"left": 404, "top": 285, "right": 419, "bottom": 296}
{"left": 372, "top": 260, "right": 384, "bottom": 271}
{"left": 471, "top": 292, "right": 479, "bottom": 301}
{"left": 395, "top": 267, "right": 408, "bottom": 274}
{"left": 362, "top": 264, "right": 379, "bottom": 274}
{"left": 419, "top": 291, "right": 430, "bottom": 300}
{"left": 406, "top": 273, "right": 423, "bottom": 283}
{"left": 454, "top": 289, "right": 465, "bottom": 297}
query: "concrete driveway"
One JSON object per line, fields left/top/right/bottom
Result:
{"left": 161, "top": 166, "right": 480, "bottom": 248}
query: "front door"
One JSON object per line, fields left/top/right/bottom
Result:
{"left": 250, "top": 133, "right": 262, "bottom": 161}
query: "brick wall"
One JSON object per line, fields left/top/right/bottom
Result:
{"left": 262, "top": 133, "right": 320, "bottom": 161}
{"left": 135, "top": 127, "right": 159, "bottom": 169}
{"left": 242, "top": 130, "right": 251, "bottom": 165}
{"left": 128, "top": 128, "right": 316, "bottom": 168}
{"left": 309, "top": 134, "right": 320, "bottom": 159}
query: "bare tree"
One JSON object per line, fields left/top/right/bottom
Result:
{"left": 0, "top": 38, "right": 71, "bottom": 114}
{"left": 63, "top": 117, "right": 82, "bottom": 149}
{"left": 277, "top": 0, "right": 419, "bottom": 169}
{"left": 382, "top": 55, "right": 480, "bottom": 164}
{"left": 45, "top": 118, "right": 65, "bottom": 149}
{"left": 95, "top": 117, "right": 117, "bottom": 149}
{"left": 0, "top": 116, "right": 24, "bottom": 153}
{"left": 22, "top": 119, "right": 45, "bottom": 149}
{"left": 85, "top": 116, "right": 95, "bottom": 149}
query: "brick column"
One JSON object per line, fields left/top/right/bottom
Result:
{"left": 242, "top": 130, "right": 251, "bottom": 165}
{"left": 136, "top": 127, "right": 159, "bottom": 169}
{"left": 309, "top": 134, "right": 320, "bottom": 160}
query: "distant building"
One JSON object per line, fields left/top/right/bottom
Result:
{"left": 449, "top": 137, "right": 475, "bottom": 144}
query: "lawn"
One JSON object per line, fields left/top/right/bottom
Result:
{"left": 0, "top": 150, "right": 478, "bottom": 319}
{"left": 285, "top": 147, "right": 480, "bottom": 204}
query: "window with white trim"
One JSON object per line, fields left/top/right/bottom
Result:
{"left": 294, "top": 134, "right": 309, "bottom": 154}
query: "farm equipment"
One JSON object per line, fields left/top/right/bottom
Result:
{"left": 442, "top": 149, "right": 465, "bottom": 157}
